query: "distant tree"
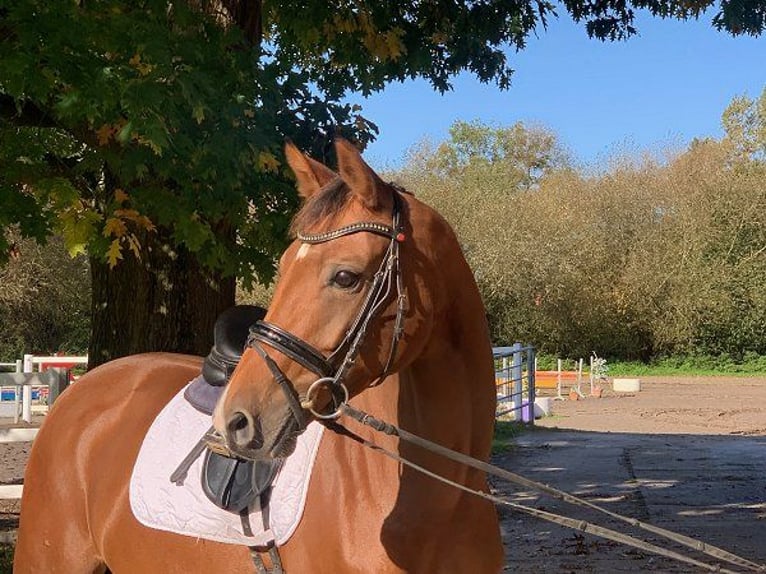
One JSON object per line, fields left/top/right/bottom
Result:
{"left": 623, "top": 88, "right": 766, "bottom": 357}
{"left": 721, "top": 89, "right": 766, "bottom": 160}
{"left": 0, "top": 232, "right": 90, "bottom": 359}
{"left": 1, "top": 0, "right": 764, "bottom": 367}
{"left": 398, "top": 90, "right": 766, "bottom": 360}
{"left": 429, "top": 120, "right": 570, "bottom": 190}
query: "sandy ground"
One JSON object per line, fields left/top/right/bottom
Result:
{"left": 498, "top": 376, "right": 766, "bottom": 572}
{"left": 535, "top": 377, "right": 766, "bottom": 436}
{"left": 2, "top": 376, "right": 765, "bottom": 572}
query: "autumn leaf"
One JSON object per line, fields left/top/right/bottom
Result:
{"left": 96, "top": 124, "right": 113, "bottom": 146}
{"left": 107, "top": 239, "right": 123, "bottom": 268}
{"left": 129, "top": 53, "right": 153, "bottom": 76}
{"left": 137, "top": 215, "right": 156, "bottom": 232}
{"left": 126, "top": 233, "right": 142, "bottom": 260}
{"left": 383, "top": 29, "right": 406, "bottom": 60}
{"left": 114, "top": 208, "right": 141, "bottom": 220}
{"left": 103, "top": 217, "right": 127, "bottom": 238}
{"left": 114, "top": 188, "right": 130, "bottom": 203}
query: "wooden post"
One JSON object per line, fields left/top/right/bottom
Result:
{"left": 527, "top": 346, "right": 536, "bottom": 425}
{"left": 47, "top": 367, "right": 70, "bottom": 405}
{"left": 0, "top": 370, "right": 70, "bottom": 423}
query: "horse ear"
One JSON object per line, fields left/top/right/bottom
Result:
{"left": 284, "top": 140, "right": 337, "bottom": 199}
{"left": 335, "top": 138, "right": 387, "bottom": 210}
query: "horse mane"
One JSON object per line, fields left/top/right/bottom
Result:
{"left": 289, "top": 178, "right": 349, "bottom": 237}
{"left": 289, "top": 176, "right": 414, "bottom": 238}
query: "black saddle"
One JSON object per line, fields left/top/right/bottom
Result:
{"left": 175, "top": 304, "right": 282, "bottom": 517}
{"left": 203, "top": 304, "right": 268, "bottom": 387}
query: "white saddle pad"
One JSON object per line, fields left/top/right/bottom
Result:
{"left": 130, "top": 381, "right": 324, "bottom": 546}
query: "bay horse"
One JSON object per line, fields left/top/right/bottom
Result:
{"left": 14, "top": 138, "right": 504, "bottom": 573}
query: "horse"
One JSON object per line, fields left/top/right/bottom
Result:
{"left": 14, "top": 138, "right": 504, "bottom": 573}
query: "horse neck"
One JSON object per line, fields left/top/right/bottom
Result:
{"left": 359, "top": 221, "right": 496, "bottom": 451}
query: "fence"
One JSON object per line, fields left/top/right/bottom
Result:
{"left": 493, "top": 344, "right": 536, "bottom": 424}
{"left": 0, "top": 354, "right": 86, "bottom": 422}
{"left": 0, "top": 427, "right": 39, "bottom": 502}
{"left": 0, "top": 362, "right": 75, "bottom": 504}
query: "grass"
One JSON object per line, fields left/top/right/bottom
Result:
{"left": 533, "top": 352, "right": 766, "bottom": 377}
{"left": 0, "top": 545, "right": 13, "bottom": 574}
{"left": 608, "top": 353, "right": 766, "bottom": 376}
{"left": 492, "top": 420, "right": 525, "bottom": 454}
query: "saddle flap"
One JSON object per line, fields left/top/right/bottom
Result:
{"left": 201, "top": 450, "right": 282, "bottom": 514}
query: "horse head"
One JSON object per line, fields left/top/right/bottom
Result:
{"left": 213, "top": 138, "right": 435, "bottom": 461}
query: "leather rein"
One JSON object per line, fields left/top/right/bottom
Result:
{"left": 245, "top": 186, "right": 407, "bottom": 425}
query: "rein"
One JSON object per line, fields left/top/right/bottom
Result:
{"left": 331, "top": 403, "right": 766, "bottom": 574}
{"left": 245, "top": 186, "right": 406, "bottom": 421}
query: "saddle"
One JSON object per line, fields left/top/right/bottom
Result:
{"left": 178, "top": 305, "right": 282, "bottom": 516}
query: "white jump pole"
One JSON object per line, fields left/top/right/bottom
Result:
{"left": 21, "top": 384, "right": 32, "bottom": 423}
{"left": 13, "top": 359, "right": 22, "bottom": 424}
{"left": 22, "top": 354, "right": 34, "bottom": 423}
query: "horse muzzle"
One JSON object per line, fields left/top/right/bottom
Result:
{"left": 221, "top": 405, "right": 302, "bottom": 461}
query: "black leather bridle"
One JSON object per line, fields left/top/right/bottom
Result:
{"left": 245, "top": 186, "right": 407, "bottom": 426}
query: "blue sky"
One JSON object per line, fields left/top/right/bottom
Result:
{"left": 348, "top": 11, "right": 765, "bottom": 170}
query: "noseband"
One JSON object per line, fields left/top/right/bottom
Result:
{"left": 245, "top": 187, "right": 407, "bottom": 427}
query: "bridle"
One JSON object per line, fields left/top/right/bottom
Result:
{"left": 245, "top": 184, "right": 408, "bottom": 429}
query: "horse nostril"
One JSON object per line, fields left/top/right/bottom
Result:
{"left": 226, "top": 410, "right": 264, "bottom": 450}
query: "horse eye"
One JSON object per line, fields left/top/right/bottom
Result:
{"left": 333, "top": 270, "right": 360, "bottom": 289}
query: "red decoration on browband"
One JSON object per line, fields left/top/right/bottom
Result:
{"left": 396, "top": 232, "right": 406, "bottom": 243}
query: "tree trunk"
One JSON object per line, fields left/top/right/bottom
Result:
{"left": 88, "top": 230, "right": 235, "bottom": 369}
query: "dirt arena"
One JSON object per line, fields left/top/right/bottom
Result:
{"left": 498, "top": 376, "right": 766, "bottom": 572}
{"left": 2, "top": 376, "right": 765, "bottom": 572}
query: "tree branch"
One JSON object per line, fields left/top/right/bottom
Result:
{"left": 0, "top": 95, "right": 58, "bottom": 128}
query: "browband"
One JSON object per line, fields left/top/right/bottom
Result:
{"left": 297, "top": 222, "right": 396, "bottom": 244}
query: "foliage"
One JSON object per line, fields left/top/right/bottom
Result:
{"left": 492, "top": 421, "right": 526, "bottom": 454}
{"left": 397, "top": 88, "right": 766, "bottom": 362}
{"left": 590, "top": 353, "right": 609, "bottom": 380}
{"left": 0, "top": 544, "right": 12, "bottom": 574}
{"left": 427, "top": 120, "right": 570, "bottom": 189}
{"left": 236, "top": 279, "right": 275, "bottom": 309}
{"left": 2, "top": 0, "right": 764, "bottom": 277}
{"left": 1, "top": 0, "right": 302, "bottom": 283}
{"left": 1, "top": 1, "right": 764, "bottom": 361}
{"left": 608, "top": 353, "right": 766, "bottom": 376}
{"left": 0, "top": 231, "right": 90, "bottom": 359}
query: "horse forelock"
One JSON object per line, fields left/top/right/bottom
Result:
{"left": 289, "top": 178, "right": 413, "bottom": 238}
{"left": 289, "top": 178, "right": 349, "bottom": 237}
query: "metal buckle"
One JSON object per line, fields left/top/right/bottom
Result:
{"left": 303, "top": 377, "right": 349, "bottom": 420}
